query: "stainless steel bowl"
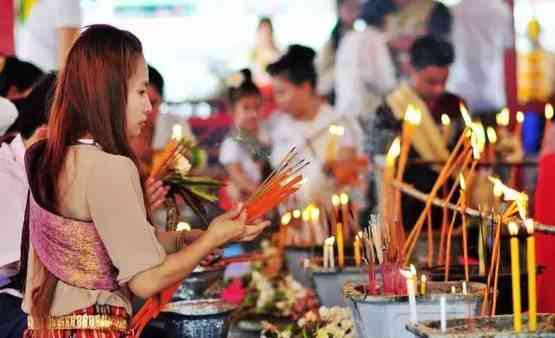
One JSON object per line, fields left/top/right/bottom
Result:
{"left": 161, "top": 299, "right": 237, "bottom": 338}
{"left": 173, "top": 265, "right": 225, "bottom": 301}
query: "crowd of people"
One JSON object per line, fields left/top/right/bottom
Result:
{"left": 3, "top": 0, "right": 555, "bottom": 337}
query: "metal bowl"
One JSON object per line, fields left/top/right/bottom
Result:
{"left": 161, "top": 299, "right": 237, "bottom": 338}
{"left": 173, "top": 265, "right": 225, "bottom": 301}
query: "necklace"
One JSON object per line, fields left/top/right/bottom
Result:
{"left": 76, "top": 138, "right": 103, "bottom": 150}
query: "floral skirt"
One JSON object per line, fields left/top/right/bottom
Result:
{"left": 24, "top": 305, "right": 132, "bottom": 338}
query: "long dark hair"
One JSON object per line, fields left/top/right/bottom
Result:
{"left": 30, "top": 24, "right": 146, "bottom": 331}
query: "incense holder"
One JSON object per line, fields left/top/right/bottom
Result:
{"left": 406, "top": 313, "right": 555, "bottom": 338}
{"left": 284, "top": 246, "right": 319, "bottom": 287}
{"left": 343, "top": 281, "right": 486, "bottom": 338}
{"left": 309, "top": 262, "right": 368, "bottom": 307}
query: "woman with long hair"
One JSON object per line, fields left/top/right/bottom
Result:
{"left": 22, "top": 24, "right": 268, "bottom": 337}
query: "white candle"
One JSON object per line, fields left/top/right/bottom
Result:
{"left": 407, "top": 265, "right": 418, "bottom": 323}
{"left": 462, "top": 281, "right": 468, "bottom": 295}
{"left": 440, "top": 296, "right": 447, "bottom": 332}
{"left": 451, "top": 286, "right": 456, "bottom": 294}
{"left": 323, "top": 245, "right": 329, "bottom": 269}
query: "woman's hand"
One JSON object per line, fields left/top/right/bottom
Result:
{"left": 145, "top": 176, "right": 169, "bottom": 212}
{"left": 206, "top": 206, "right": 269, "bottom": 246}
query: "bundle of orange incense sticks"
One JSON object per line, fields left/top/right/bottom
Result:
{"left": 131, "top": 148, "right": 307, "bottom": 337}
{"left": 151, "top": 138, "right": 193, "bottom": 179}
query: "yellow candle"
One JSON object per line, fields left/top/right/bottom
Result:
{"left": 354, "top": 235, "right": 362, "bottom": 267}
{"left": 525, "top": 219, "right": 537, "bottom": 332}
{"left": 508, "top": 222, "right": 522, "bottom": 333}
{"left": 336, "top": 222, "right": 345, "bottom": 269}
{"left": 340, "top": 193, "right": 350, "bottom": 231}
{"left": 325, "top": 124, "right": 344, "bottom": 162}
{"left": 420, "top": 274, "right": 427, "bottom": 296}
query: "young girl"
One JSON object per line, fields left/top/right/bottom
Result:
{"left": 219, "top": 69, "right": 271, "bottom": 207}
{"left": 22, "top": 25, "right": 268, "bottom": 337}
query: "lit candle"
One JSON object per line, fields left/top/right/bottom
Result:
{"left": 451, "top": 286, "right": 456, "bottom": 294}
{"left": 546, "top": 104, "right": 554, "bottom": 131}
{"left": 323, "top": 238, "right": 330, "bottom": 269}
{"left": 280, "top": 212, "right": 292, "bottom": 249}
{"left": 420, "top": 274, "right": 427, "bottom": 296}
{"left": 384, "top": 138, "right": 401, "bottom": 237}
{"left": 441, "top": 114, "right": 451, "bottom": 144}
{"left": 328, "top": 237, "right": 336, "bottom": 269}
{"left": 354, "top": 234, "right": 362, "bottom": 267}
{"left": 525, "top": 219, "right": 537, "bottom": 332}
{"left": 293, "top": 209, "right": 301, "bottom": 219}
{"left": 497, "top": 108, "right": 510, "bottom": 129}
{"left": 340, "top": 193, "right": 350, "bottom": 232}
{"left": 508, "top": 222, "right": 522, "bottom": 333}
{"left": 407, "top": 265, "right": 418, "bottom": 323}
{"left": 440, "top": 296, "right": 447, "bottom": 332}
{"left": 336, "top": 222, "right": 345, "bottom": 269}
{"left": 396, "top": 105, "right": 422, "bottom": 192}
{"left": 325, "top": 124, "right": 345, "bottom": 162}
{"left": 515, "top": 111, "right": 524, "bottom": 139}
{"left": 331, "top": 194, "right": 340, "bottom": 226}
{"left": 460, "top": 174, "right": 470, "bottom": 282}
{"left": 486, "top": 127, "right": 497, "bottom": 163}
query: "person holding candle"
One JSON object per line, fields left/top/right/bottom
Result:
{"left": 371, "top": 35, "right": 465, "bottom": 232}
{"left": 218, "top": 69, "right": 271, "bottom": 208}
{"left": 20, "top": 25, "right": 269, "bottom": 337}
{"left": 266, "top": 45, "right": 362, "bottom": 240}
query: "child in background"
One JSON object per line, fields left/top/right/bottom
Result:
{"left": 219, "top": 69, "right": 271, "bottom": 208}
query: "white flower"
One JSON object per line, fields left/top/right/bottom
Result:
{"left": 175, "top": 155, "right": 191, "bottom": 175}
{"left": 319, "top": 306, "right": 331, "bottom": 320}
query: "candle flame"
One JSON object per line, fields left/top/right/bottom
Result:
{"left": 496, "top": 108, "right": 510, "bottom": 127}
{"left": 281, "top": 212, "right": 292, "bottom": 225}
{"left": 546, "top": 104, "right": 554, "bottom": 121}
{"left": 176, "top": 222, "right": 191, "bottom": 232}
{"left": 387, "top": 137, "right": 401, "bottom": 159}
{"left": 421, "top": 275, "right": 427, "bottom": 283}
{"left": 487, "top": 127, "right": 497, "bottom": 144}
{"left": 459, "top": 173, "right": 466, "bottom": 191}
{"left": 340, "top": 193, "right": 349, "bottom": 205}
{"left": 508, "top": 222, "right": 519, "bottom": 236}
{"left": 524, "top": 218, "right": 535, "bottom": 235}
{"left": 172, "top": 124, "right": 183, "bottom": 140}
{"left": 460, "top": 104, "right": 472, "bottom": 126}
{"left": 441, "top": 114, "right": 451, "bottom": 126}
{"left": 470, "top": 122, "right": 486, "bottom": 160}
{"left": 310, "top": 205, "right": 320, "bottom": 221}
{"left": 404, "top": 105, "right": 422, "bottom": 125}
{"left": 516, "top": 111, "right": 525, "bottom": 124}
{"left": 302, "top": 209, "right": 311, "bottom": 222}
{"left": 293, "top": 209, "right": 302, "bottom": 219}
{"left": 329, "top": 124, "right": 345, "bottom": 136}
{"left": 331, "top": 194, "right": 341, "bottom": 207}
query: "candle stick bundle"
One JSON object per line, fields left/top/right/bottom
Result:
{"left": 131, "top": 148, "right": 308, "bottom": 336}
{"left": 151, "top": 137, "right": 194, "bottom": 180}
{"left": 243, "top": 148, "right": 308, "bottom": 221}
{"left": 403, "top": 105, "right": 484, "bottom": 266}
{"left": 394, "top": 105, "right": 422, "bottom": 231}
{"left": 480, "top": 178, "right": 527, "bottom": 318}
